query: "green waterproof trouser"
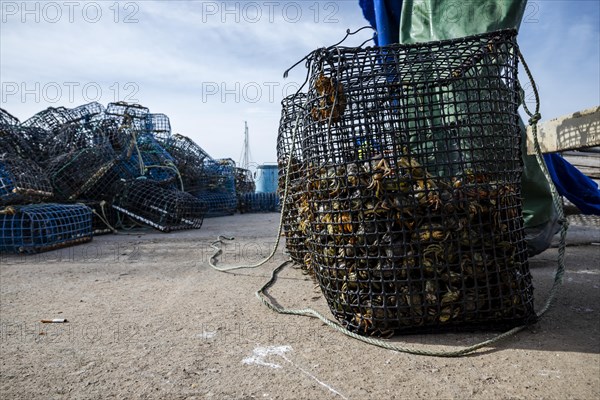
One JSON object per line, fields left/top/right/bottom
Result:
{"left": 398, "top": 0, "right": 556, "bottom": 230}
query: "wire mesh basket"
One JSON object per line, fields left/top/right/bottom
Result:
{"left": 46, "top": 146, "right": 133, "bottom": 201}
{"left": 127, "top": 133, "right": 179, "bottom": 185}
{"left": 46, "top": 118, "right": 113, "bottom": 159}
{"left": 0, "top": 124, "right": 35, "bottom": 159}
{"left": 235, "top": 167, "right": 255, "bottom": 197}
{"left": 0, "top": 155, "right": 54, "bottom": 205}
{"left": 0, "top": 108, "right": 20, "bottom": 126}
{"left": 0, "top": 203, "right": 93, "bottom": 253}
{"left": 143, "top": 113, "right": 172, "bottom": 143}
{"left": 21, "top": 103, "right": 104, "bottom": 134}
{"left": 199, "top": 159, "right": 236, "bottom": 192}
{"left": 158, "top": 134, "right": 212, "bottom": 192}
{"left": 282, "top": 29, "right": 535, "bottom": 336}
{"left": 239, "top": 192, "right": 280, "bottom": 213}
{"left": 277, "top": 93, "right": 309, "bottom": 266}
{"left": 194, "top": 191, "right": 238, "bottom": 217}
{"left": 113, "top": 179, "right": 206, "bottom": 232}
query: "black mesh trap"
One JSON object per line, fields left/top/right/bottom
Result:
{"left": 113, "top": 179, "right": 206, "bottom": 232}
{"left": 46, "top": 146, "right": 133, "bottom": 201}
{"left": 46, "top": 118, "right": 114, "bottom": 159}
{"left": 21, "top": 103, "right": 104, "bottom": 134}
{"left": 0, "top": 108, "right": 20, "bottom": 126}
{"left": 0, "top": 155, "right": 53, "bottom": 205}
{"left": 277, "top": 93, "right": 309, "bottom": 266}
{"left": 279, "top": 29, "right": 535, "bottom": 336}
{"left": 105, "top": 101, "right": 149, "bottom": 132}
{"left": 0, "top": 203, "right": 93, "bottom": 254}
{"left": 235, "top": 168, "right": 255, "bottom": 195}
{"left": 158, "top": 134, "right": 212, "bottom": 192}
{"left": 1, "top": 124, "right": 34, "bottom": 159}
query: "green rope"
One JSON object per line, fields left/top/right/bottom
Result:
{"left": 211, "top": 47, "right": 567, "bottom": 357}
{"left": 517, "top": 50, "right": 568, "bottom": 318}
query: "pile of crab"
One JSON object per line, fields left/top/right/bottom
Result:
{"left": 283, "top": 150, "right": 535, "bottom": 336}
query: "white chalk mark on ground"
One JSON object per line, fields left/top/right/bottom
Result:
{"left": 242, "top": 346, "right": 348, "bottom": 399}
{"left": 242, "top": 345, "right": 292, "bottom": 369}
{"left": 196, "top": 331, "right": 217, "bottom": 339}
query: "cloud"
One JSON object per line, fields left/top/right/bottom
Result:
{"left": 1, "top": 1, "right": 598, "bottom": 164}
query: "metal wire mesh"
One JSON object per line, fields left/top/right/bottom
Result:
{"left": 0, "top": 155, "right": 53, "bottom": 205}
{"left": 46, "top": 146, "right": 133, "bottom": 201}
{"left": 0, "top": 203, "right": 93, "bottom": 253}
{"left": 113, "top": 179, "right": 206, "bottom": 232}
{"left": 277, "top": 93, "right": 309, "bottom": 265}
{"left": 21, "top": 102, "right": 104, "bottom": 134}
{"left": 143, "top": 113, "right": 172, "bottom": 143}
{"left": 0, "top": 124, "right": 35, "bottom": 159}
{"left": 280, "top": 29, "right": 534, "bottom": 336}
{"left": 158, "top": 134, "right": 212, "bottom": 192}
{"left": 123, "top": 133, "right": 179, "bottom": 185}
{"left": 235, "top": 167, "right": 255, "bottom": 195}
{"left": 240, "top": 192, "right": 281, "bottom": 213}
{"left": 46, "top": 118, "right": 114, "bottom": 159}
{"left": 193, "top": 158, "right": 237, "bottom": 216}
{"left": 195, "top": 191, "right": 238, "bottom": 217}
{"left": 0, "top": 108, "right": 19, "bottom": 126}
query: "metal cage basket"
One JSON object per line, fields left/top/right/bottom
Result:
{"left": 194, "top": 191, "right": 238, "bottom": 217}
{"left": 283, "top": 29, "right": 535, "bottom": 336}
{"left": 0, "top": 203, "right": 93, "bottom": 253}
{"left": 240, "top": 192, "right": 281, "bottom": 213}
{"left": 46, "top": 146, "right": 133, "bottom": 201}
{"left": 0, "top": 155, "right": 54, "bottom": 205}
{"left": 113, "top": 179, "right": 206, "bottom": 232}
{"left": 277, "top": 93, "right": 310, "bottom": 265}
{"left": 157, "top": 134, "right": 211, "bottom": 192}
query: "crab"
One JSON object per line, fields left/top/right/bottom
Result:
{"left": 366, "top": 158, "right": 393, "bottom": 197}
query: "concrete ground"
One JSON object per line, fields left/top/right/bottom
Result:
{"left": 1, "top": 213, "right": 599, "bottom": 399}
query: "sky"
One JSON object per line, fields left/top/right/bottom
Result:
{"left": 1, "top": 0, "right": 599, "bottom": 167}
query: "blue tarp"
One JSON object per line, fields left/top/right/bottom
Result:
{"left": 545, "top": 153, "right": 600, "bottom": 215}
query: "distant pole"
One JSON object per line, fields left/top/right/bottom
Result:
{"left": 239, "top": 121, "right": 252, "bottom": 170}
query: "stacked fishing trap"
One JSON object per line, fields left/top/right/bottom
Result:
{"left": 194, "top": 158, "right": 238, "bottom": 217}
{"left": 276, "top": 29, "right": 535, "bottom": 335}
{"left": 1, "top": 100, "right": 260, "bottom": 253}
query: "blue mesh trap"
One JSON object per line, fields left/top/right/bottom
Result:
{"left": 0, "top": 156, "right": 53, "bottom": 205}
{"left": 157, "top": 134, "right": 212, "bottom": 192}
{"left": 194, "top": 158, "right": 237, "bottom": 216}
{"left": 143, "top": 113, "right": 172, "bottom": 143}
{"left": 112, "top": 179, "right": 206, "bottom": 232}
{"left": 125, "top": 133, "right": 179, "bottom": 186}
{"left": 0, "top": 203, "right": 93, "bottom": 254}
{"left": 194, "top": 191, "right": 237, "bottom": 217}
{"left": 240, "top": 192, "right": 281, "bottom": 213}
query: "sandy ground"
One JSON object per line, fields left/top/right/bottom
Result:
{"left": 1, "top": 213, "right": 599, "bottom": 399}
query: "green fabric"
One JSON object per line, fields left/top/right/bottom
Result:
{"left": 398, "top": 0, "right": 554, "bottom": 228}
{"left": 399, "top": 0, "right": 527, "bottom": 44}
